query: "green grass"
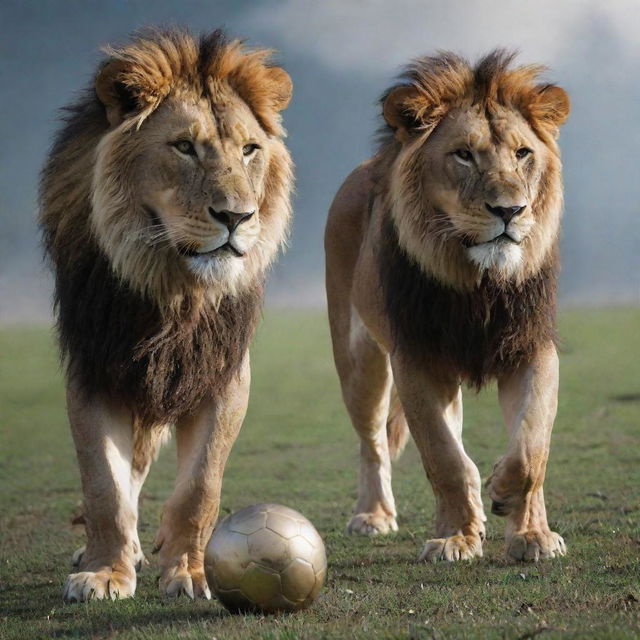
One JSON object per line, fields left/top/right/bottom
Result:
{"left": 1, "top": 308, "right": 639, "bottom": 639}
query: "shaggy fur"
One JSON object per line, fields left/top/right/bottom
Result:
{"left": 40, "top": 28, "right": 292, "bottom": 427}
{"left": 54, "top": 243, "right": 263, "bottom": 427}
{"left": 379, "top": 217, "right": 558, "bottom": 389}
{"left": 41, "top": 28, "right": 293, "bottom": 305}
{"left": 373, "top": 50, "right": 565, "bottom": 385}
{"left": 95, "top": 28, "right": 290, "bottom": 136}
{"left": 378, "top": 49, "right": 569, "bottom": 146}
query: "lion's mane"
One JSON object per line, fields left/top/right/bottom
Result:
{"left": 375, "top": 50, "right": 563, "bottom": 386}
{"left": 379, "top": 217, "right": 558, "bottom": 389}
{"left": 39, "top": 29, "right": 292, "bottom": 425}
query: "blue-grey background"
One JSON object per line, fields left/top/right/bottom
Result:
{"left": 1, "top": 0, "right": 639, "bottom": 323}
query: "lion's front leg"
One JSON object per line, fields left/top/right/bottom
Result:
{"left": 490, "top": 343, "right": 566, "bottom": 561}
{"left": 392, "top": 357, "right": 486, "bottom": 562}
{"left": 63, "top": 383, "right": 139, "bottom": 602}
{"left": 154, "top": 357, "right": 250, "bottom": 599}
{"left": 70, "top": 426, "right": 167, "bottom": 575}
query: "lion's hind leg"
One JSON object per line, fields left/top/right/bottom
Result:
{"left": 129, "top": 425, "right": 170, "bottom": 570}
{"left": 338, "top": 312, "right": 399, "bottom": 536}
{"left": 504, "top": 488, "right": 566, "bottom": 561}
{"left": 63, "top": 384, "right": 141, "bottom": 602}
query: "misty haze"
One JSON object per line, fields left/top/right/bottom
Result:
{"left": 1, "top": 0, "right": 638, "bottom": 323}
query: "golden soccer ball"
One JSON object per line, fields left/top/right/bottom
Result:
{"left": 204, "top": 503, "right": 327, "bottom": 614}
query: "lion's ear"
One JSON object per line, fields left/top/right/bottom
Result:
{"left": 95, "top": 59, "right": 145, "bottom": 127}
{"left": 383, "top": 86, "right": 421, "bottom": 135}
{"left": 383, "top": 85, "right": 438, "bottom": 141}
{"left": 528, "top": 84, "right": 570, "bottom": 132}
{"left": 265, "top": 66, "right": 293, "bottom": 111}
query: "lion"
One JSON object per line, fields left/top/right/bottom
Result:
{"left": 325, "top": 50, "right": 570, "bottom": 563}
{"left": 39, "top": 28, "right": 293, "bottom": 601}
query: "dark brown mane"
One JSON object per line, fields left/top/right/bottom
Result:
{"left": 379, "top": 217, "right": 558, "bottom": 389}
{"left": 38, "top": 28, "right": 295, "bottom": 427}
{"left": 54, "top": 242, "right": 262, "bottom": 427}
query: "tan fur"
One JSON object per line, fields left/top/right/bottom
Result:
{"left": 386, "top": 385, "right": 410, "bottom": 461}
{"left": 39, "top": 29, "right": 293, "bottom": 601}
{"left": 325, "top": 51, "right": 568, "bottom": 561}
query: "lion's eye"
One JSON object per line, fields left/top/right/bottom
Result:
{"left": 172, "top": 140, "right": 196, "bottom": 156}
{"left": 516, "top": 147, "right": 533, "bottom": 160}
{"left": 454, "top": 149, "right": 473, "bottom": 163}
{"left": 242, "top": 143, "right": 260, "bottom": 157}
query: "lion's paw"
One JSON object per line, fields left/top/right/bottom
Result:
{"left": 62, "top": 567, "right": 136, "bottom": 602}
{"left": 159, "top": 566, "right": 211, "bottom": 600}
{"left": 346, "top": 512, "right": 398, "bottom": 536}
{"left": 506, "top": 530, "right": 566, "bottom": 562}
{"left": 486, "top": 465, "right": 520, "bottom": 517}
{"left": 418, "top": 534, "right": 483, "bottom": 563}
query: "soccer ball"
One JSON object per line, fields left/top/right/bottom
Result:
{"left": 204, "top": 503, "right": 327, "bottom": 613}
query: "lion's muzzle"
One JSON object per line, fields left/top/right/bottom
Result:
{"left": 209, "top": 207, "right": 255, "bottom": 233}
{"left": 484, "top": 202, "right": 526, "bottom": 225}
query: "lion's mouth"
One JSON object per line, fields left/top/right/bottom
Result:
{"left": 486, "top": 232, "right": 521, "bottom": 246}
{"left": 143, "top": 206, "right": 246, "bottom": 259}
{"left": 178, "top": 243, "right": 245, "bottom": 258}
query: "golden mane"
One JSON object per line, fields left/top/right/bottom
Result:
{"left": 40, "top": 28, "right": 293, "bottom": 307}
{"left": 95, "top": 28, "right": 290, "bottom": 136}
{"left": 378, "top": 49, "right": 569, "bottom": 146}
{"left": 375, "top": 49, "right": 568, "bottom": 291}
{"left": 369, "top": 49, "right": 569, "bottom": 386}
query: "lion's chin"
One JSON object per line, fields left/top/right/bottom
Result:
{"left": 466, "top": 239, "right": 523, "bottom": 277}
{"left": 184, "top": 252, "right": 246, "bottom": 287}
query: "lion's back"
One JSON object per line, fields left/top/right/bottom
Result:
{"left": 325, "top": 158, "right": 378, "bottom": 272}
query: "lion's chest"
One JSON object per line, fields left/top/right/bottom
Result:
{"left": 379, "top": 227, "right": 557, "bottom": 388}
{"left": 55, "top": 248, "right": 262, "bottom": 427}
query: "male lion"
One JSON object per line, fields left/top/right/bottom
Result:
{"left": 325, "top": 51, "right": 570, "bottom": 563}
{"left": 39, "top": 29, "right": 293, "bottom": 601}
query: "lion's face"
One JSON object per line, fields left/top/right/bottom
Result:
{"left": 383, "top": 56, "right": 568, "bottom": 289}
{"left": 420, "top": 102, "right": 556, "bottom": 277}
{"left": 87, "top": 35, "right": 293, "bottom": 303}
{"left": 130, "top": 91, "right": 271, "bottom": 284}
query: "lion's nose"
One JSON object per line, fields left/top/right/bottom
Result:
{"left": 209, "top": 208, "right": 254, "bottom": 232}
{"left": 485, "top": 203, "right": 526, "bottom": 224}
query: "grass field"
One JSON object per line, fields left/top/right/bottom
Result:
{"left": 1, "top": 308, "right": 639, "bottom": 639}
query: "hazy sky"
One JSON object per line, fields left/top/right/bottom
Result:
{"left": 1, "top": 0, "right": 639, "bottom": 321}
{"left": 252, "top": 0, "right": 640, "bottom": 70}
